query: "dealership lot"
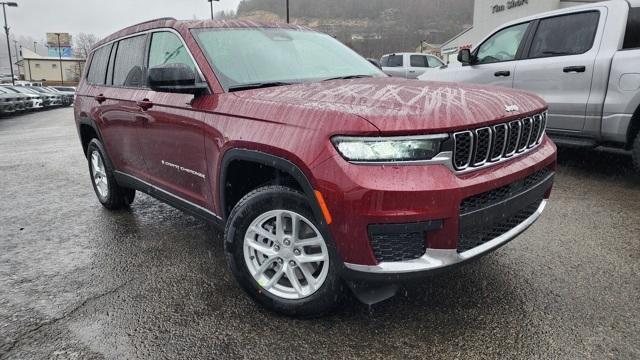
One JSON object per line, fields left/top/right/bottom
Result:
{"left": 0, "top": 108, "right": 638, "bottom": 359}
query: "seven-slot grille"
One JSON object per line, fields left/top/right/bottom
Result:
{"left": 453, "top": 112, "right": 547, "bottom": 171}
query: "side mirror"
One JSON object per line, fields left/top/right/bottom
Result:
{"left": 148, "top": 63, "right": 207, "bottom": 95}
{"left": 457, "top": 48, "right": 475, "bottom": 65}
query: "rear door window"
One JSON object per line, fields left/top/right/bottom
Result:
{"left": 410, "top": 55, "right": 428, "bottom": 67}
{"left": 112, "top": 35, "right": 147, "bottom": 87}
{"left": 623, "top": 7, "right": 640, "bottom": 49}
{"left": 87, "top": 44, "right": 112, "bottom": 85}
{"left": 528, "top": 11, "right": 600, "bottom": 58}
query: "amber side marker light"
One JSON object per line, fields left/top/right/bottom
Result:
{"left": 314, "top": 190, "right": 333, "bottom": 225}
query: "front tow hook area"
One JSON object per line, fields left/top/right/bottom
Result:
{"left": 346, "top": 281, "right": 399, "bottom": 305}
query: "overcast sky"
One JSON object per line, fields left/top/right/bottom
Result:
{"left": 9, "top": 0, "right": 243, "bottom": 41}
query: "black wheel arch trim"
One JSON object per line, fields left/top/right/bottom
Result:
{"left": 219, "top": 149, "right": 322, "bottom": 221}
{"left": 219, "top": 149, "right": 339, "bottom": 263}
{"left": 77, "top": 114, "right": 105, "bottom": 146}
{"left": 77, "top": 115, "right": 121, "bottom": 174}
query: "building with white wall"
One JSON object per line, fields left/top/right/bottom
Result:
{"left": 17, "top": 48, "right": 85, "bottom": 85}
{"left": 440, "top": 0, "right": 604, "bottom": 63}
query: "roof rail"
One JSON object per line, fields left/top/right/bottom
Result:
{"left": 128, "top": 17, "right": 176, "bottom": 28}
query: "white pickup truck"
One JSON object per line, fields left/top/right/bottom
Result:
{"left": 380, "top": 52, "right": 445, "bottom": 79}
{"left": 419, "top": 0, "right": 640, "bottom": 170}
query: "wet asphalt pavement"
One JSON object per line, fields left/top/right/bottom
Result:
{"left": 0, "top": 107, "right": 638, "bottom": 359}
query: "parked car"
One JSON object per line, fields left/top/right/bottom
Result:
{"left": 0, "top": 87, "right": 19, "bottom": 114}
{"left": 380, "top": 52, "right": 445, "bottom": 79}
{"left": 3, "top": 86, "right": 52, "bottom": 108}
{"left": 45, "top": 87, "right": 74, "bottom": 106}
{"left": 28, "top": 87, "right": 63, "bottom": 106}
{"left": 0, "top": 86, "right": 32, "bottom": 112}
{"left": 0, "top": 86, "right": 43, "bottom": 111}
{"left": 419, "top": 0, "right": 640, "bottom": 170}
{"left": 75, "top": 18, "right": 556, "bottom": 316}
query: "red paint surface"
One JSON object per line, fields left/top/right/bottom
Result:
{"left": 75, "top": 19, "right": 557, "bottom": 267}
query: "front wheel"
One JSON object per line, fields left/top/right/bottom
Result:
{"left": 225, "top": 186, "right": 345, "bottom": 317}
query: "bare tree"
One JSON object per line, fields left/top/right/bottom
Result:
{"left": 73, "top": 33, "right": 99, "bottom": 59}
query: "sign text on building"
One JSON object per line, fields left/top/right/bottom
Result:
{"left": 491, "top": 0, "right": 528, "bottom": 14}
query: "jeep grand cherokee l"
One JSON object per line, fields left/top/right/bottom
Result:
{"left": 74, "top": 18, "right": 557, "bottom": 316}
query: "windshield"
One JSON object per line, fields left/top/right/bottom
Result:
{"left": 193, "top": 28, "right": 384, "bottom": 90}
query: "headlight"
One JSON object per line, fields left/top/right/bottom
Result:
{"left": 332, "top": 134, "right": 447, "bottom": 162}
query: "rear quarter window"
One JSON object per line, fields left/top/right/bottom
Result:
{"left": 385, "top": 55, "right": 403, "bottom": 67}
{"left": 86, "top": 44, "right": 112, "bottom": 85}
{"left": 623, "top": 7, "right": 640, "bottom": 49}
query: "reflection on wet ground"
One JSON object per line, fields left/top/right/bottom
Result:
{"left": 1, "top": 109, "right": 638, "bottom": 359}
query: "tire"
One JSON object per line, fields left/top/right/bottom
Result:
{"left": 225, "top": 185, "right": 345, "bottom": 317}
{"left": 633, "top": 132, "right": 640, "bottom": 173}
{"left": 86, "top": 139, "right": 135, "bottom": 210}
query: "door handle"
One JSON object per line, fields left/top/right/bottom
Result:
{"left": 563, "top": 66, "right": 586, "bottom": 73}
{"left": 494, "top": 71, "right": 511, "bottom": 77}
{"left": 136, "top": 99, "right": 153, "bottom": 111}
{"left": 95, "top": 94, "right": 106, "bottom": 104}
{"left": 408, "top": 70, "right": 416, "bottom": 73}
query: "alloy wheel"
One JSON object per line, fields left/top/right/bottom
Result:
{"left": 90, "top": 150, "right": 109, "bottom": 199}
{"left": 243, "top": 209, "right": 329, "bottom": 300}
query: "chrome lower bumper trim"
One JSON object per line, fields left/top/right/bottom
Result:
{"left": 344, "top": 199, "right": 547, "bottom": 274}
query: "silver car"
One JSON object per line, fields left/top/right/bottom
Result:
{"left": 419, "top": 0, "right": 640, "bottom": 170}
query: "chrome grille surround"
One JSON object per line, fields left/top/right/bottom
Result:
{"left": 452, "top": 111, "right": 547, "bottom": 172}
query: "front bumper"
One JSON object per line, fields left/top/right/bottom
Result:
{"left": 312, "top": 136, "right": 557, "bottom": 279}
{"left": 344, "top": 199, "right": 546, "bottom": 278}
{"left": 29, "top": 99, "right": 43, "bottom": 109}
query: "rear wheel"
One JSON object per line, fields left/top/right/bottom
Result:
{"left": 87, "top": 139, "right": 135, "bottom": 209}
{"left": 225, "top": 186, "right": 344, "bottom": 317}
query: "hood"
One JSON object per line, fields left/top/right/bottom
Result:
{"left": 232, "top": 78, "right": 546, "bottom": 133}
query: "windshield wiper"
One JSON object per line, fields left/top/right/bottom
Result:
{"left": 322, "top": 75, "right": 373, "bottom": 81}
{"left": 228, "top": 82, "right": 293, "bottom": 92}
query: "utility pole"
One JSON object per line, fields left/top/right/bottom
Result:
{"left": 33, "top": 41, "right": 36, "bottom": 51}
{"left": 286, "top": 0, "right": 290, "bottom": 23}
{"left": 55, "top": 32, "right": 64, "bottom": 85}
{"left": 11, "top": 38, "right": 18, "bottom": 79}
{"left": 207, "top": 0, "right": 219, "bottom": 20}
{"left": 1, "top": 2, "right": 18, "bottom": 85}
{"left": 12, "top": 38, "right": 17, "bottom": 58}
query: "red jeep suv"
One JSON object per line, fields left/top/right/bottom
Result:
{"left": 74, "top": 18, "right": 556, "bottom": 316}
